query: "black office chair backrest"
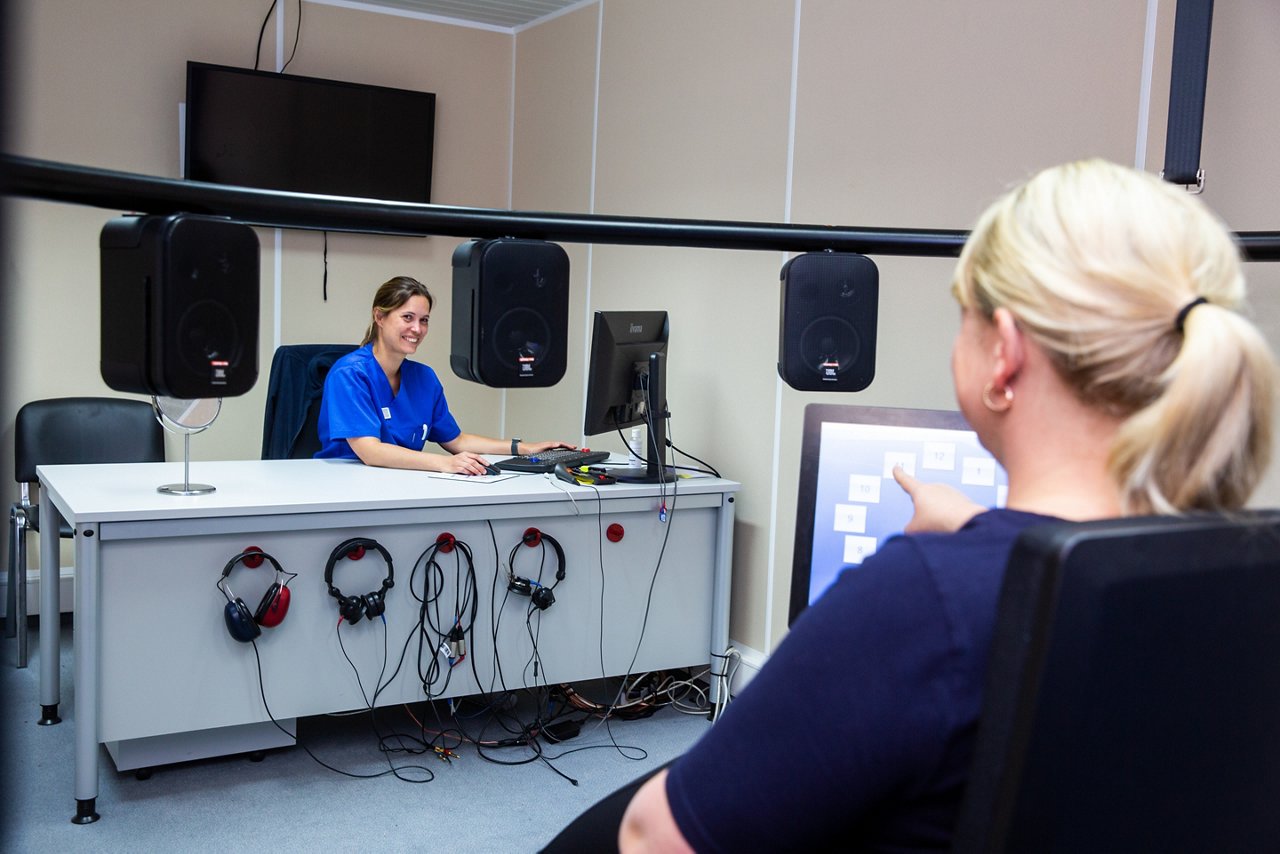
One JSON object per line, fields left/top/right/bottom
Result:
{"left": 14, "top": 396, "right": 165, "bottom": 483}
{"left": 952, "top": 511, "right": 1280, "bottom": 854}
{"left": 261, "top": 344, "right": 357, "bottom": 460}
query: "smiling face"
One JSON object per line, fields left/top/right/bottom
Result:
{"left": 373, "top": 294, "right": 431, "bottom": 359}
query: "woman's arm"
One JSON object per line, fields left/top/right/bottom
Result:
{"left": 619, "top": 770, "right": 693, "bottom": 853}
{"left": 893, "top": 465, "right": 985, "bottom": 533}
{"left": 440, "top": 433, "right": 576, "bottom": 458}
{"left": 346, "top": 436, "right": 491, "bottom": 475}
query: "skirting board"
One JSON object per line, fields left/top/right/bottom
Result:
{"left": 0, "top": 564, "right": 75, "bottom": 618}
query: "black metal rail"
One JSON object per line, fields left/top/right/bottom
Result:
{"left": 3, "top": 154, "right": 1278, "bottom": 261}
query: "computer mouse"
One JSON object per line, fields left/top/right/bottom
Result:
{"left": 483, "top": 463, "right": 502, "bottom": 476}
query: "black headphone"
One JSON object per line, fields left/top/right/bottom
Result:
{"left": 507, "top": 527, "right": 566, "bottom": 611}
{"left": 324, "top": 537, "right": 395, "bottom": 625}
{"left": 217, "top": 549, "right": 292, "bottom": 643}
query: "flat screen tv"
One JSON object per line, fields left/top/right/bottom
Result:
{"left": 184, "top": 61, "right": 435, "bottom": 203}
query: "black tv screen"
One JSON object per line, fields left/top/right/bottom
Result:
{"left": 184, "top": 61, "right": 435, "bottom": 203}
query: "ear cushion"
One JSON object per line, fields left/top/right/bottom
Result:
{"left": 531, "top": 586, "right": 556, "bottom": 611}
{"left": 255, "top": 583, "right": 290, "bottom": 628}
{"left": 339, "top": 595, "right": 365, "bottom": 624}
{"left": 363, "top": 591, "right": 385, "bottom": 619}
{"left": 225, "top": 599, "right": 262, "bottom": 642}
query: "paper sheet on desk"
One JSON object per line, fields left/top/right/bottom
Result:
{"left": 427, "top": 472, "right": 520, "bottom": 484}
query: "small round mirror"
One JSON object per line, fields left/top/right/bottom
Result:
{"left": 153, "top": 396, "right": 221, "bottom": 433}
{"left": 152, "top": 396, "right": 221, "bottom": 495}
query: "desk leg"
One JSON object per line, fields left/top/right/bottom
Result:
{"left": 72, "top": 523, "right": 100, "bottom": 824}
{"left": 708, "top": 493, "right": 736, "bottom": 715}
{"left": 38, "top": 491, "right": 62, "bottom": 725}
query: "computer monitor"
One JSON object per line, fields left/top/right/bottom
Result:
{"left": 582, "top": 310, "right": 672, "bottom": 483}
{"left": 789, "top": 403, "right": 1008, "bottom": 624}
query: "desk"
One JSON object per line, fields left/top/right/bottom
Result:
{"left": 36, "top": 458, "right": 738, "bottom": 823}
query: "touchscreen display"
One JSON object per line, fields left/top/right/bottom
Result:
{"left": 790, "top": 405, "right": 1008, "bottom": 622}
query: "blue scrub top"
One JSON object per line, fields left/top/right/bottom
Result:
{"left": 315, "top": 344, "right": 462, "bottom": 460}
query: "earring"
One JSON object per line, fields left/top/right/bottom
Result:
{"left": 982, "top": 382, "right": 1013, "bottom": 413}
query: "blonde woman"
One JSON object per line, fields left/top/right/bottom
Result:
{"left": 548, "top": 160, "right": 1277, "bottom": 852}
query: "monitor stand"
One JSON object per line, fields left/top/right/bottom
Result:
{"left": 607, "top": 352, "right": 676, "bottom": 484}
{"left": 609, "top": 420, "right": 675, "bottom": 484}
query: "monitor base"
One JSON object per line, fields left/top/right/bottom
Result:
{"left": 610, "top": 466, "right": 678, "bottom": 484}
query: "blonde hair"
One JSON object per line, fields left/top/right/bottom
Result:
{"left": 361, "top": 276, "right": 434, "bottom": 346}
{"left": 952, "top": 159, "right": 1277, "bottom": 515}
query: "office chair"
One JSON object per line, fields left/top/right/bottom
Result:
{"left": 7, "top": 397, "right": 165, "bottom": 667}
{"left": 952, "top": 511, "right": 1280, "bottom": 854}
{"left": 261, "top": 344, "right": 357, "bottom": 460}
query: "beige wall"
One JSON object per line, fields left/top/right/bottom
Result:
{"left": 4, "top": 0, "right": 1279, "bottom": 654}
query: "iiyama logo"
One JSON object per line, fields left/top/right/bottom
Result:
{"left": 629, "top": 323, "right": 644, "bottom": 333}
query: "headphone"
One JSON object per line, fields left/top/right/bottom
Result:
{"left": 507, "top": 528, "right": 566, "bottom": 611}
{"left": 324, "top": 537, "right": 395, "bottom": 625}
{"left": 217, "top": 549, "right": 292, "bottom": 643}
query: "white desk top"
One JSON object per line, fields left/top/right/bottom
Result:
{"left": 37, "top": 458, "right": 739, "bottom": 524}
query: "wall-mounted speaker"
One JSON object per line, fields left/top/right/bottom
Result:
{"left": 100, "top": 213, "right": 260, "bottom": 398}
{"left": 450, "top": 238, "right": 569, "bottom": 388}
{"left": 778, "top": 252, "right": 878, "bottom": 392}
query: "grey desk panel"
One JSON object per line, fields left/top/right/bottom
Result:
{"left": 36, "top": 459, "right": 738, "bottom": 814}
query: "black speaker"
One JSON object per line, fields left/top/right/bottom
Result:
{"left": 450, "top": 238, "right": 569, "bottom": 388}
{"left": 100, "top": 213, "right": 260, "bottom": 399}
{"left": 778, "top": 252, "right": 878, "bottom": 392}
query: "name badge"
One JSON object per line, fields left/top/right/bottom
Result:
{"left": 381, "top": 407, "right": 392, "bottom": 420}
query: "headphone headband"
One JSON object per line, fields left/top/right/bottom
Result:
{"left": 324, "top": 536, "right": 395, "bottom": 597}
{"left": 509, "top": 528, "right": 567, "bottom": 610}
{"left": 521, "top": 529, "right": 566, "bottom": 583}
{"left": 325, "top": 537, "right": 395, "bottom": 624}
{"left": 219, "top": 549, "right": 286, "bottom": 598}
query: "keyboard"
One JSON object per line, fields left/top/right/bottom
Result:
{"left": 496, "top": 448, "right": 611, "bottom": 474}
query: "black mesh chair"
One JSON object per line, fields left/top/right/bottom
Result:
{"left": 260, "top": 344, "right": 357, "bottom": 460}
{"left": 7, "top": 397, "right": 165, "bottom": 667}
{"left": 952, "top": 511, "right": 1280, "bottom": 853}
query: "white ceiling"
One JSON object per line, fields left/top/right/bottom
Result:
{"left": 351, "top": 0, "right": 588, "bottom": 30}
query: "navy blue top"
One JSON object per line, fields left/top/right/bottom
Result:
{"left": 665, "top": 508, "right": 1059, "bottom": 853}
{"left": 315, "top": 344, "right": 462, "bottom": 460}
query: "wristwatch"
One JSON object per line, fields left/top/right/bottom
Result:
{"left": 511, "top": 438, "right": 522, "bottom": 456}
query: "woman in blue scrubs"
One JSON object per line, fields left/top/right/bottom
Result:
{"left": 316, "top": 276, "right": 575, "bottom": 475}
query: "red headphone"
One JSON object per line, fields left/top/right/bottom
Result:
{"left": 217, "top": 549, "right": 292, "bottom": 642}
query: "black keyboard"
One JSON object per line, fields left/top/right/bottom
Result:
{"left": 496, "top": 448, "right": 611, "bottom": 474}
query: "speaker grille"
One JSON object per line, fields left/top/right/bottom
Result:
{"left": 778, "top": 252, "right": 878, "bottom": 392}
{"left": 451, "top": 238, "right": 569, "bottom": 387}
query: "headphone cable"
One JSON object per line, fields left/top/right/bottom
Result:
{"left": 248, "top": 637, "right": 433, "bottom": 783}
